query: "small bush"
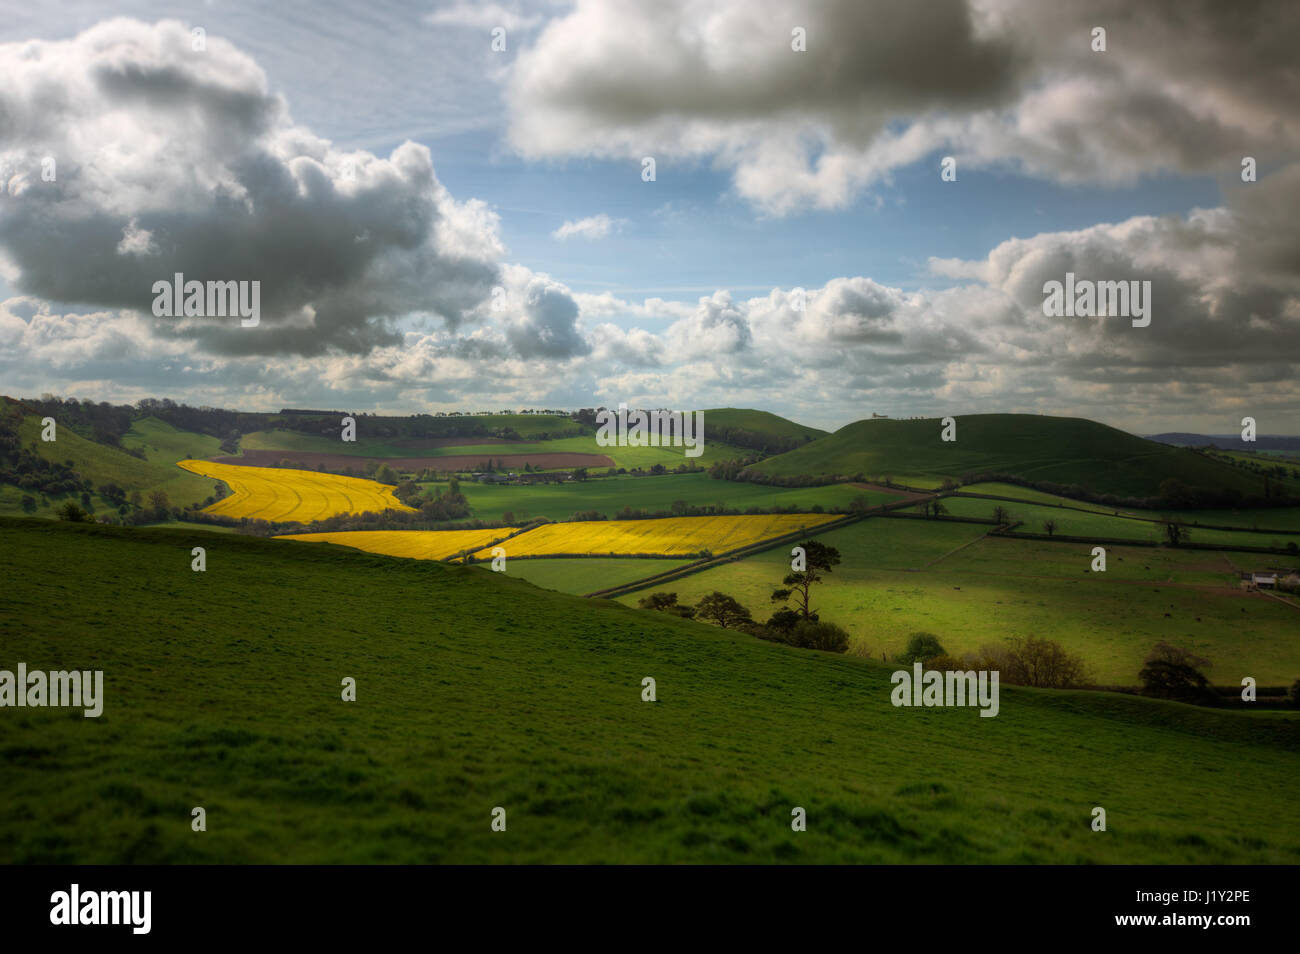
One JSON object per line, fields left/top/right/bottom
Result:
{"left": 897, "top": 632, "right": 946, "bottom": 664}
{"left": 786, "top": 620, "right": 850, "bottom": 653}
{"left": 55, "top": 501, "right": 91, "bottom": 522}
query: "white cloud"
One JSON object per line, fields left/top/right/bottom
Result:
{"left": 0, "top": 18, "right": 503, "bottom": 357}
{"left": 551, "top": 213, "right": 626, "bottom": 241}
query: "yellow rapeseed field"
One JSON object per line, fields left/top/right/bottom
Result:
{"left": 276, "top": 529, "right": 510, "bottom": 560}
{"left": 178, "top": 460, "right": 416, "bottom": 522}
{"left": 470, "top": 514, "right": 839, "bottom": 560}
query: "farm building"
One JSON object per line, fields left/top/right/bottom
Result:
{"left": 1240, "top": 569, "right": 1300, "bottom": 591}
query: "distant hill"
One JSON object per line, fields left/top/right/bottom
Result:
{"left": 696, "top": 408, "right": 826, "bottom": 456}
{"left": 699, "top": 408, "right": 827, "bottom": 442}
{"left": 746, "top": 413, "right": 1283, "bottom": 501}
{"left": 0, "top": 405, "right": 222, "bottom": 517}
{"left": 1148, "top": 433, "right": 1300, "bottom": 453}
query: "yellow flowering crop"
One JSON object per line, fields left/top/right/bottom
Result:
{"left": 471, "top": 513, "right": 839, "bottom": 560}
{"left": 178, "top": 460, "right": 416, "bottom": 522}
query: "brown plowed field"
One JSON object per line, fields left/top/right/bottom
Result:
{"left": 212, "top": 450, "right": 614, "bottom": 471}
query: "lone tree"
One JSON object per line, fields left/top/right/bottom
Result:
{"left": 931, "top": 499, "right": 946, "bottom": 518}
{"left": 1043, "top": 519, "right": 1057, "bottom": 537}
{"left": 1139, "top": 641, "right": 1216, "bottom": 705}
{"left": 997, "top": 635, "right": 1089, "bottom": 688}
{"left": 786, "top": 619, "right": 851, "bottom": 653}
{"left": 695, "top": 592, "right": 752, "bottom": 629}
{"left": 771, "top": 540, "right": 842, "bottom": 620}
{"left": 1163, "top": 520, "right": 1190, "bottom": 546}
{"left": 992, "top": 505, "right": 1009, "bottom": 527}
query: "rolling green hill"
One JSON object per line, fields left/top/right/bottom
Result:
{"left": 0, "top": 413, "right": 221, "bottom": 517}
{"left": 699, "top": 408, "right": 827, "bottom": 442}
{"left": 749, "top": 414, "right": 1278, "bottom": 500}
{"left": 2, "top": 517, "right": 1297, "bottom": 863}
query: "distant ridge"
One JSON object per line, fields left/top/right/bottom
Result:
{"left": 746, "top": 413, "right": 1286, "bottom": 500}
{"left": 1147, "top": 433, "right": 1300, "bottom": 452}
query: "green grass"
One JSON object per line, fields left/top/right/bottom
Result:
{"left": 958, "top": 482, "right": 1123, "bottom": 514}
{"left": 1216, "top": 448, "right": 1300, "bottom": 469}
{"left": 931, "top": 497, "right": 1298, "bottom": 550}
{"left": 961, "top": 482, "right": 1300, "bottom": 533}
{"left": 429, "top": 473, "right": 893, "bottom": 522}
{"left": 752, "top": 414, "right": 1274, "bottom": 499}
{"left": 239, "top": 430, "right": 419, "bottom": 457}
{"left": 938, "top": 497, "right": 1154, "bottom": 539}
{"left": 2, "top": 517, "right": 1297, "bottom": 863}
{"left": 618, "top": 518, "right": 1300, "bottom": 685}
{"left": 0, "top": 415, "right": 219, "bottom": 517}
{"left": 474, "top": 557, "right": 696, "bottom": 595}
{"left": 139, "top": 520, "right": 239, "bottom": 534}
{"left": 121, "top": 416, "right": 224, "bottom": 465}
{"left": 1157, "top": 508, "right": 1300, "bottom": 532}
{"left": 698, "top": 407, "right": 827, "bottom": 441}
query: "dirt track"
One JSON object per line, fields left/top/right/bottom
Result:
{"left": 213, "top": 449, "right": 614, "bottom": 471}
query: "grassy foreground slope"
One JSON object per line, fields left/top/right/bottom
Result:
{"left": 751, "top": 414, "right": 1274, "bottom": 499}
{"left": 473, "top": 557, "right": 697, "bottom": 594}
{"left": 1, "top": 517, "right": 1297, "bottom": 864}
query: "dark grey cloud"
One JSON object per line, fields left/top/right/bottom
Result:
{"left": 508, "top": 0, "right": 1300, "bottom": 211}
{"left": 0, "top": 18, "right": 502, "bottom": 357}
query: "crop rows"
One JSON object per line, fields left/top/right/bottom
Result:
{"left": 178, "top": 460, "right": 415, "bottom": 522}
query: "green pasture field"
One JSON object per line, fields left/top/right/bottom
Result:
{"left": 427, "top": 473, "right": 896, "bottom": 522}
{"left": 476, "top": 557, "right": 696, "bottom": 595}
{"left": 928, "top": 497, "right": 1298, "bottom": 550}
{"left": 2, "top": 517, "right": 1297, "bottom": 864}
{"left": 959, "top": 482, "right": 1300, "bottom": 533}
{"left": 956, "top": 482, "right": 1124, "bottom": 514}
{"left": 617, "top": 518, "right": 1300, "bottom": 685}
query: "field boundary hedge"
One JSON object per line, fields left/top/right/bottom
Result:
{"left": 876, "top": 511, "right": 1000, "bottom": 526}
{"left": 990, "top": 529, "right": 1299, "bottom": 555}
{"left": 953, "top": 491, "right": 1300, "bottom": 535}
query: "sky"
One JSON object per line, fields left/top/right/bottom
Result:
{"left": 0, "top": 0, "right": 1297, "bottom": 434}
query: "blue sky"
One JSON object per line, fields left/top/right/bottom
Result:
{"left": 0, "top": 1, "right": 1296, "bottom": 433}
